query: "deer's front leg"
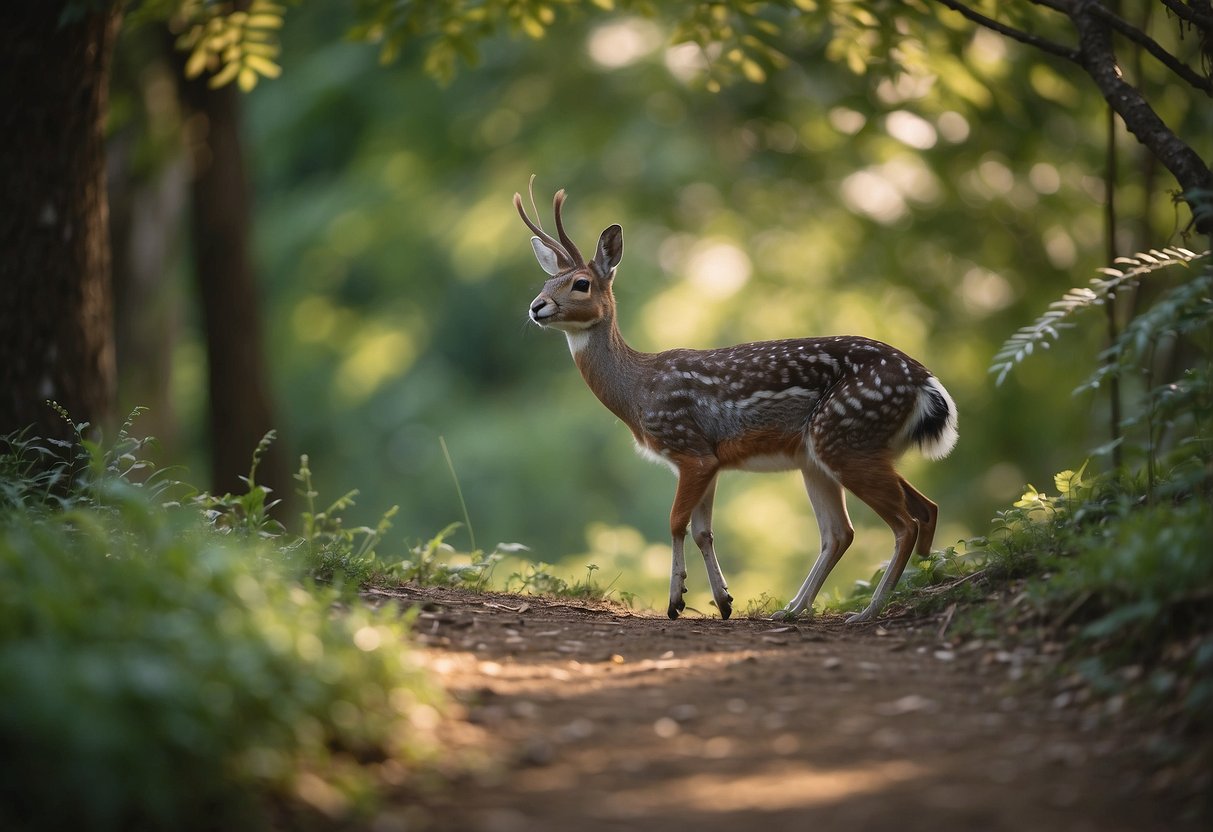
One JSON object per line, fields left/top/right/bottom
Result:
{"left": 690, "top": 475, "right": 733, "bottom": 619}
{"left": 667, "top": 460, "right": 719, "bottom": 620}
{"left": 667, "top": 536, "right": 688, "bottom": 620}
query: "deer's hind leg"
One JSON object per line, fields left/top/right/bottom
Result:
{"left": 832, "top": 453, "right": 921, "bottom": 623}
{"left": 775, "top": 464, "right": 854, "bottom": 620}
{"left": 900, "top": 477, "right": 939, "bottom": 557}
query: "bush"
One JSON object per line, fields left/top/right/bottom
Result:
{"left": 0, "top": 425, "right": 442, "bottom": 831}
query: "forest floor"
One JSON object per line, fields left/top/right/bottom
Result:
{"left": 365, "top": 585, "right": 1208, "bottom": 832}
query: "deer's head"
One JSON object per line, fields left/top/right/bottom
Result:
{"left": 515, "top": 183, "right": 623, "bottom": 333}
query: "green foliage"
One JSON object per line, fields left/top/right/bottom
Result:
{"left": 170, "top": 0, "right": 287, "bottom": 91}
{"left": 0, "top": 424, "right": 442, "bottom": 831}
{"left": 394, "top": 523, "right": 516, "bottom": 591}
{"left": 294, "top": 452, "right": 401, "bottom": 584}
{"left": 193, "top": 429, "right": 286, "bottom": 537}
{"left": 0, "top": 404, "right": 181, "bottom": 514}
{"left": 990, "top": 248, "right": 1209, "bottom": 386}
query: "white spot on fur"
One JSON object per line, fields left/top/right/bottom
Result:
{"left": 730, "top": 386, "right": 816, "bottom": 410}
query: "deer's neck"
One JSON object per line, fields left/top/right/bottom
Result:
{"left": 565, "top": 318, "right": 647, "bottom": 429}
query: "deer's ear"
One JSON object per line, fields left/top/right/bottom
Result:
{"left": 593, "top": 224, "right": 623, "bottom": 278}
{"left": 530, "top": 236, "right": 562, "bottom": 275}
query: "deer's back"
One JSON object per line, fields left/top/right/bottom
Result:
{"left": 636, "top": 336, "right": 932, "bottom": 465}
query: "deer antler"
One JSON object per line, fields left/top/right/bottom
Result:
{"left": 552, "top": 190, "right": 585, "bottom": 268}
{"left": 513, "top": 176, "right": 584, "bottom": 270}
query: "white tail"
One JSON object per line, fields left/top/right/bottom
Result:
{"left": 516, "top": 183, "right": 958, "bottom": 622}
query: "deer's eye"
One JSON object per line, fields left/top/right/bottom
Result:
{"left": 572, "top": 278, "right": 591, "bottom": 293}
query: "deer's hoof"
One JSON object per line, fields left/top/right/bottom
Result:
{"left": 667, "top": 599, "right": 685, "bottom": 619}
{"left": 845, "top": 609, "right": 874, "bottom": 624}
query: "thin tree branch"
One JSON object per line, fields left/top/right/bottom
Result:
{"left": 1071, "top": 2, "right": 1213, "bottom": 233}
{"left": 1158, "top": 0, "right": 1213, "bottom": 31}
{"left": 930, "top": 0, "right": 1082, "bottom": 61}
{"left": 1088, "top": 1, "right": 1212, "bottom": 94}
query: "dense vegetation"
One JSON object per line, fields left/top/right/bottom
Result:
{"left": 0, "top": 415, "right": 444, "bottom": 830}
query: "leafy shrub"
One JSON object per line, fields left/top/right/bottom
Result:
{"left": 0, "top": 424, "right": 442, "bottom": 831}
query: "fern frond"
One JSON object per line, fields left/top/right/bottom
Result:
{"left": 989, "top": 247, "right": 1209, "bottom": 386}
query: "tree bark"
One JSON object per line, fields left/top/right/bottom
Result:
{"left": 0, "top": 4, "right": 122, "bottom": 442}
{"left": 169, "top": 47, "right": 287, "bottom": 497}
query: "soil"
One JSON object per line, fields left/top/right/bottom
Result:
{"left": 365, "top": 585, "right": 1207, "bottom": 832}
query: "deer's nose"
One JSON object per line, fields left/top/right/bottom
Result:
{"left": 531, "top": 298, "right": 553, "bottom": 320}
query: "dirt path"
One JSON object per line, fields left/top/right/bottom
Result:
{"left": 368, "top": 586, "right": 1200, "bottom": 832}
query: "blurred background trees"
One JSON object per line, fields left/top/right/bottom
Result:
{"left": 7, "top": 1, "right": 1210, "bottom": 608}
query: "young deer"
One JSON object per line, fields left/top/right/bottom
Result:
{"left": 516, "top": 185, "right": 958, "bottom": 622}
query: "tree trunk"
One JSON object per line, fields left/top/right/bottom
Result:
{"left": 0, "top": 4, "right": 121, "bottom": 442}
{"left": 170, "top": 47, "right": 287, "bottom": 497}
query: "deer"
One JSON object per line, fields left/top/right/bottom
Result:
{"left": 515, "top": 182, "right": 958, "bottom": 623}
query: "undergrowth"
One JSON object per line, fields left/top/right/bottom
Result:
{"left": 0, "top": 412, "right": 444, "bottom": 831}
{"left": 0, "top": 405, "right": 621, "bottom": 829}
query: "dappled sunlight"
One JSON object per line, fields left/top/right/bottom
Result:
{"left": 685, "top": 239, "right": 751, "bottom": 299}
{"left": 828, "top": 105, "right": 866, "bottom": 136}
{"left": 291, "top": 294, "right": 346, "bottom": 343}
{"left": 336, "top": 326, "right": 419, "bottom": 404}
{"left": 612, "top": 758, "right": 926, "bottom": 814}
{"left": 1042, "top": 226, "right": 1079, "bottom": 268}
{"left": 965, "top": 27, "right": 1009, "bottom": 75}
{"left": 959, "top": 267, "right": 1014, "bottom": 316}
{"left": 841, "top": 169, "right": 907, "bottom": 224}
{"left": 875, "top": 71, "right": 936, "bottom": 105}
{"left": 1029, "top": 161, "right": 1062, "bottom": 195}
{"left": 586, "top": 18, "right": 664, "bottom": 69}
{"left": 936, "top": 110, "right": 971, "bottom": 143}
{"left": 721, "top": 479, "right": 809, "bottom": 564}
{"left": 641, "top": 281, "right": 729, "bottom": 349}
{"left": 663, "top": 41, "right": 710, "bottom": 85}
{"left": 447, "top": 192, "right": 519, "bottom": 281}
{"left": 885, "top": 110, "right": 937, "bottom": 150}
{"left": 839, "top": 157, "right": 940, "bottom": 224}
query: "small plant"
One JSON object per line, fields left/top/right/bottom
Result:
{"left": 740, "top": 591, "right": 785, "bottom": 619}
{"left": 192, "top": 430, "right": 285, "bottom": 537}
{"left": 393, "top": 523, "right": 517, "bottom": 592}
{"left": 507, "top": 561, "right": 615, "bottom": 601}
{"left": 294, "top": 453, "right": 399, "bottom": 585}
